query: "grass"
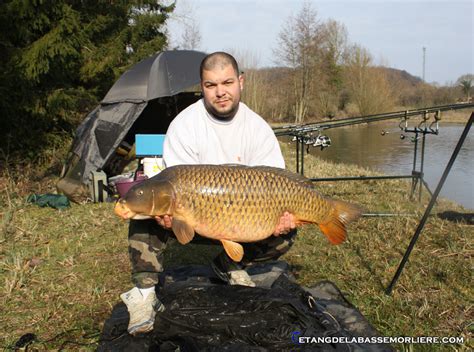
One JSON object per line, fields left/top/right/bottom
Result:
{"left": 0, "top": 143, "right": 472, "bottom": 351}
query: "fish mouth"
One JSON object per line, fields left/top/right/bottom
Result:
{"left": 114, "top": 201, "right": 137, "bottom": 220}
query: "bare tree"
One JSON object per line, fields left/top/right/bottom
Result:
{"left": 180, "top": 18, "right": 201, "bottom": 50}
{"left": 314, "top": 19, "right": 349, "bottom": 117}
{"left": 457, "top": 74, "right": 473, "bottom": 102}
{"left": 166, "top": 0, "right": 202, "bottom": 50}
{"left": 343, "top": 45, "right": 394, "bottom": 115}
{"left": 320, "top": 19, "right": 348, "bottom": 66}
{"left": 274, "top": 1, "right": 323, "bottom": 123}
{"left": 229, "top": 49, "right": 266, "bottom": 115}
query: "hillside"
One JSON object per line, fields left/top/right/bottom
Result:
{"left": 381, "top": 67, "right": 423, "bottom": 86}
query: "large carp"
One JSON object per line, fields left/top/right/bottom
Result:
{"left": 114, "top": 164, "right": 362, "bottom": 262}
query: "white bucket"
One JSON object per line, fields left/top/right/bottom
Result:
{"left": 141, "top": 157, "right": 165, "bottom": 178}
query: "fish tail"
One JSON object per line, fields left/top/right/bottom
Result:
{"left": 318, "top": 199, "right": 362, "bottom": 245}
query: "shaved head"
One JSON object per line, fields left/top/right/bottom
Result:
{"left": 199, "top": 52, "right": 243, "bottom": 120}
{"left": 200, "top": 52, "right": 240, "bottom": 80}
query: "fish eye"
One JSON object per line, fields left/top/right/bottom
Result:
{"left": 137, "top": 190, "right": 144, "bottom": 196}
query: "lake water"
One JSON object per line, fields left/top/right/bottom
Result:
{"left": 285, "top": 121, "right": 473, "bottom": 210}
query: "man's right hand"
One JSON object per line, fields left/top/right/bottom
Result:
{"left": 155, "top": 215, "right": 173, "bottom": 229}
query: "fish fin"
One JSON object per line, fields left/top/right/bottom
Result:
{"left": 172, "top": 219, "right": 195, "bottom": 245}
{"left": 221, "top": 240, "right": 244, "bottom": 262}
{"left": 319, "top": 200, "right": 362, "bottom": 245}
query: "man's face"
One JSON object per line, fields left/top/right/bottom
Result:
{"left": 201, "top": 64, "right": 244, "bottom": 120}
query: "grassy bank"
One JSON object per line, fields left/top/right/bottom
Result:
{"left": 1, "top": 144, "right": 472, "bottom": 351}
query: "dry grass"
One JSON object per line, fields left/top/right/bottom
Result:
{"left": 0, "top": 143, "right": 472, "bottom": 351}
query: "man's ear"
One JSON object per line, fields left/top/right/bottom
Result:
{"left": 239, "top": 74, "right": 244, "bottom": 91}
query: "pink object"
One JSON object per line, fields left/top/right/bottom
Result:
{"left": 115, "top": 174, "right": 148, "bottom": 197}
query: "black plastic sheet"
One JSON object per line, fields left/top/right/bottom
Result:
{"left": 98, "top": 262, "right": 393, "bottom": 351}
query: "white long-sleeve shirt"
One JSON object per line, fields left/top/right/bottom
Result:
{"left": 163, "top": 99, "right": 285, "bottom": 168}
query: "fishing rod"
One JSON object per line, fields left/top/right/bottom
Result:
{"left": 273, "top": 102, "right": 474, "bottom": 136}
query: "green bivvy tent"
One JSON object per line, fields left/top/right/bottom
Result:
{"left": 57, "top": 50, "right": 207, "bottom": 202}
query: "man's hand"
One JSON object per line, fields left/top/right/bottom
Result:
{"left": 156, "top": 215, "right": 173, "bottom": 229}
{"left": 273, "top": 212, "right": 296, "bottom": 236}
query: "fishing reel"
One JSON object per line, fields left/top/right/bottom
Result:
{"left": 313, "top": 134, "right": 331, "bottom": 149}
{"left": 302, "top": 133, "right": 332, "bottom": 152}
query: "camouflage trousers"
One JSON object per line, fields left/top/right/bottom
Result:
{"left": 128, "top": 219, "right": 297, "bottom": 288}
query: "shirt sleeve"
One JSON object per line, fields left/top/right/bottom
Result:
{"left": 248, "top": 120, "right": 285, "bottom": 169}
{"left": 163, "top": 121, "right": 199, "bottom": 167}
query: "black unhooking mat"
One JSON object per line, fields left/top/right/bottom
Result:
{"left": 98, "top": 261, "right": 394, "bottom": 351}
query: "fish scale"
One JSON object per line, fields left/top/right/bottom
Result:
{"left": 115, "top": 164, "right": 362, "bottom": 262}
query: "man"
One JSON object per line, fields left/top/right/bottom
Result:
{"left": 120, "top": 52, "right": 296, "bottom": 335}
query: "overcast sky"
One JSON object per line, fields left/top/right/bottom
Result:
{"left": 167, "top": 0, "right": 473, "bottom": 85}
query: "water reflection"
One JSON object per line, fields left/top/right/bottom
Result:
{"left": 285, "top": 121, "right": 473, "bottom": 209}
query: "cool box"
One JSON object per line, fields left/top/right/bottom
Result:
{"left": 135, "top": 134, "right": 165, "bottom": 156}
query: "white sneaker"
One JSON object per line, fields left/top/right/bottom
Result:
{"left": 228, "top": 270, "right": 256, "bottom": 287}
{"left": 120, "top": 287, "right": 165, "bottom": 335}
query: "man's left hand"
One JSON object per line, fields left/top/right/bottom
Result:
{"left": 273, "top": 212, "right": 296, "bottom": 236}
